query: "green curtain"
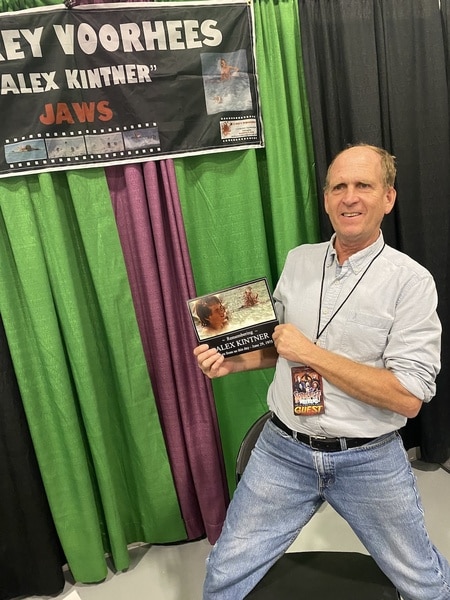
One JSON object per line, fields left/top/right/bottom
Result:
{"left": 176, "top": 0, "right": 320, "bottom": 491}
{"left": 0, "top": 170, "right": 185, "bottom": 582}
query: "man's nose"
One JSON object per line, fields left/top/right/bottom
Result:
{"left": 342, "top": 186, "right": 358, "bottom": 203}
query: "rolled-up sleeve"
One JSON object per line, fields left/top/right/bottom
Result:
{"left": 384, "top": 274, "right": 441, "bottom": 402}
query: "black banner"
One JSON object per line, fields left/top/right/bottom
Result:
{"left": 0, "top": 1, "right": 263, "bottom": 178}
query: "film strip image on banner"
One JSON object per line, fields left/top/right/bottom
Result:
{"left": 4, "top": 123, "right": 162, "bottom": 171}
{"left": 0, "top": 0, "right": 264, "bottom": 178}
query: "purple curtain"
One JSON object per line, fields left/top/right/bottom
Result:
{"left": 106, "top": 161, "right": 229, "bottom": 544}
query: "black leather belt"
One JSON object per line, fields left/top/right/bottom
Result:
{"left": 271, "top": 414, "right": 376, "bottom": 452}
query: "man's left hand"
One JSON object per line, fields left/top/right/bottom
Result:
{"left": 272, "top": 323, "right": 315, "bottom": 364}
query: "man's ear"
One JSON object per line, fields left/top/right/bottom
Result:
{"left": 324, "top": 191, "right": 330, "bottom": 215}
{"left": 384, "top": 187, "right": 396, "bottom": 215}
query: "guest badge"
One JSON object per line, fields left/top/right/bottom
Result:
{"left": 291, "top": 366, "right": 325, "bottom": 416}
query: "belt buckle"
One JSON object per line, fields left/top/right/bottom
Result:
{"left": 309, "top": 435, "right": 328, "bottom": 450}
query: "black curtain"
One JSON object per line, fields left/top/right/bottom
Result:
{"left": 298, "top": 0, "right": 450, "bottom": 464}
{"left": 0, "top": 315, "right": 66, "bottom": 599}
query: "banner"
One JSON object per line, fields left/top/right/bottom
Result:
{"left": 0, "top": 0, "right": 263, "bottom": 178}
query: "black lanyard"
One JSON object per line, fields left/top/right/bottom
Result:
{"left": 315, "top": 243, "right": 386, "bottom": 342}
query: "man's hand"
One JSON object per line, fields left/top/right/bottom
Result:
{"left": 194, "top": 345, "right": 236, "bottom": 379}
{"left": 272, "top": 323, "right": 315, "bottom": 364}
{"left": 194, "top": 344, "right": 278, "bottom": 379}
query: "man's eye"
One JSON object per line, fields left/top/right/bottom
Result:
{"left": 358, "top": 182, "right": 370, "bottom": 188}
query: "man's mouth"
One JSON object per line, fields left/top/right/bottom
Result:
{"left": 342, "top": 212, "right": 361, "bottom": 217}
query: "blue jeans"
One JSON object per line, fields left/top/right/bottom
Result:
{"left": 203, "top": 418, "right": 450, "bottom": 600}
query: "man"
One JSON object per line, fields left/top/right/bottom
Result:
{"left": 194, "top": 145, "right": 450, "bottom": 599}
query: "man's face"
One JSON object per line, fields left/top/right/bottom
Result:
{"left": 324, "top": 147, "right": 396, "bottom": 251}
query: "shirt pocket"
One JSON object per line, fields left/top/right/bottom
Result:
{"left": 340, "top": 312, "right": 392, "bottom": 363}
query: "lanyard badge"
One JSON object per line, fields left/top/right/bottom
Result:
{"left": 291, "top": 366, "right": 324, "bottom": 416}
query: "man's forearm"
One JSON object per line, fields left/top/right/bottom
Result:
{"left": 230, "top": 346, "right": 278, "bottom": 373}
{"left": 306, "top": 344, "right": 421, "bottom": 418}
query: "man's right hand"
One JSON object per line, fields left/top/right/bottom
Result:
{"left": 193, "top": 344, "right": 278, "bottom": 379}
{"left": 193, "top": 344, "right": 235, "bottom": 379}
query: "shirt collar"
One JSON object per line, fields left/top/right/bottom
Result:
{"left": 327, "top": 231, "right": 385, "bottom": 274}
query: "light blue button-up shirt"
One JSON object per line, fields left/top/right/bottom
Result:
{"left": 268, "top": 233, "right": 441, "bottom": 438}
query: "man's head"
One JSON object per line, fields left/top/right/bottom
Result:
{"left": 323, "top": 144, "right": 397, "bottom": 258}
